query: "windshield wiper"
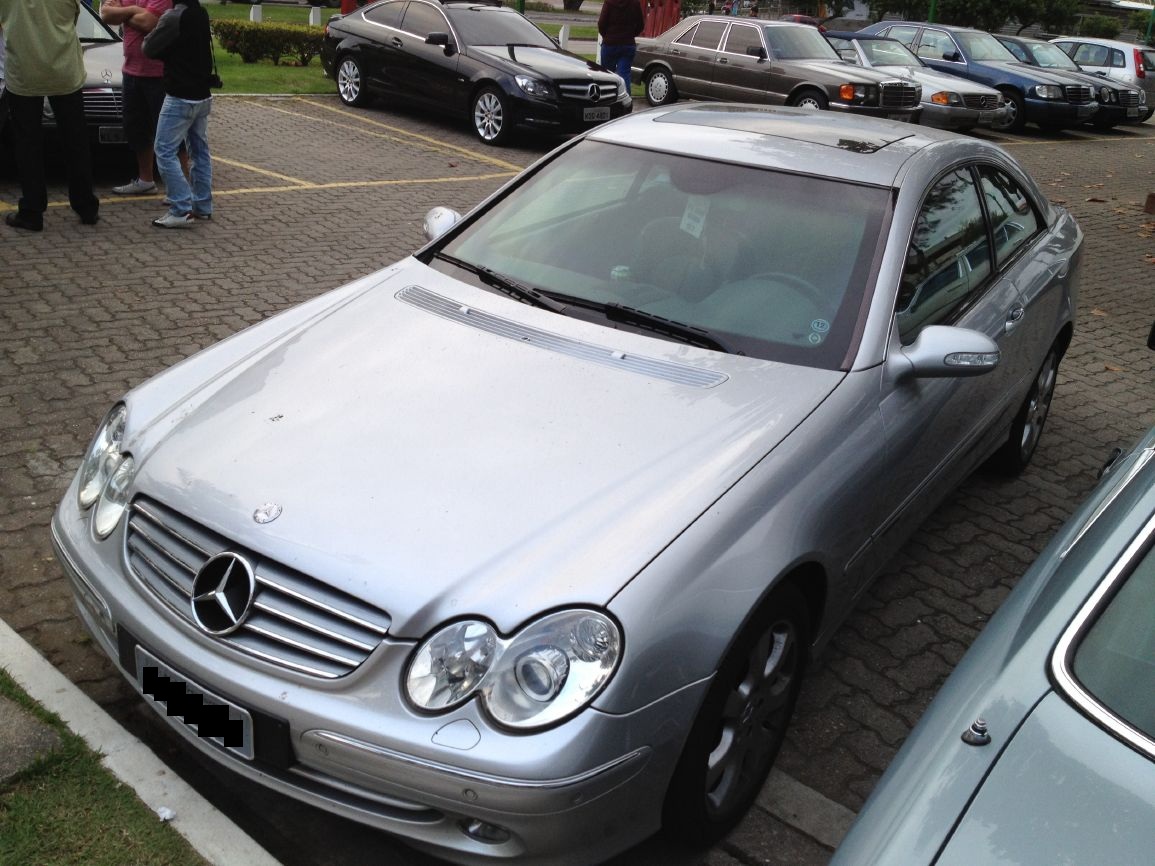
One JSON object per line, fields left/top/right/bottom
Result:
{"left": 433, "top": 252, "right": 568, "bottom": 314}
{"left": 601, "top": 303, "right": 736, "bottom": 354}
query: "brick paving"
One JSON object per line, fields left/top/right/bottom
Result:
{"left": 1, "top": 98, "right": 1153, "bottom": 865}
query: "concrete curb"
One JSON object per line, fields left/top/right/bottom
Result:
{"left": 0, "top": 617, "right": 281, "bottom": 866}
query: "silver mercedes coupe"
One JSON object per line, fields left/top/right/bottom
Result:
{"left": 52, "top": 105, "right": 1080, "bottom": 864}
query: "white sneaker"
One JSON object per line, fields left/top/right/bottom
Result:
{"left": 152, "top": 212, "right": 196, "bottom": 229}
{"left": 113, "top": 178, "right": 157, "bottom": 195}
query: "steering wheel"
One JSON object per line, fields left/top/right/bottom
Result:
{"left": 749, "top": 271, "right": 826, "bottom": 310}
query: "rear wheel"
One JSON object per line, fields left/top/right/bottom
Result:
{"left": 644, "top": 68, "right": 677, "bottom": 106}
{"left": 991, "top": 345, "right": 1060, "bottom": 475}
{"left": 993, "top": 88, "right": 1026, "bottom": 132}
{"left": 336, "top": 55, "right": 370, "bottom": 107}
{"left": 662, "top": 583, "right": 809, "bottom": 845}
{"left": 789, "top": 88, "right": 828, "bottom": 111}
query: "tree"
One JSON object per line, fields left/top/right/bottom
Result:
{"left": 1031, "top": 0, "right": 1080, "bottom": 34}
{"left": 868, "top": 0, "right": 929, "bottom": 22}
{"left": 936, "top": 0, "right": 1010, "bottom": 31}
{"left": 1081, "top": 14, "right": 1121, "bottom": 38}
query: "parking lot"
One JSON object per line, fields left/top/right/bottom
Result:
{"left": 2, "top": 96, "right": 1154, "bottom": 865}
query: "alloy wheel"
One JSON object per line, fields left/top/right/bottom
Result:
{"left": 1019, "top": 351, "right": 1057, "bottom": 462}
{"left": 474, "top": 91, "right": 504, "bottom": 142}
{"left": 337, "top": 59, "right": 361, "bottom": 105}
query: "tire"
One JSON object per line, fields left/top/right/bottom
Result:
{"left": 336, "top": 55, "right": 369, "bottom": 107}
{"left": 472, "top": 86, "right": 512, "bottom": 146}
{"left": 991, "top": 345, "right": 1060, "bottom": 475}
{"left": 993, "top": 88, "right": 1026, "bottom": 133}
{"left": 644, "top": 68, "right": 677, "bottom": 106}
{"left": 1142, "top": 107, "right": 1154, "bottom": 123}
{"left": 662, "top": 583, "right": 809, "bottom": 846}
{"left": 789, "top": 88, "right": 828, "bottom": 111}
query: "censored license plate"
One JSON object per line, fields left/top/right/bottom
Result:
{"left": 887, "top": 113, "right": 907, "bottom": 121}
{"left": 98, "top": 126, "right": 127, "bottom": 144}
{"left": 134, "top": 646, "right": 255, "bottom": 760}
{"left": 584, "top": 106, "right": 611, "bottom": 122}
{"left": 978, "top": 110, "right": 995, "bottom": 123}
{"left": 1128, "top": 107, "right": 1141, "bottom": 118}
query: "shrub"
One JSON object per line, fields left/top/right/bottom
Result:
{"left": 211, "top": 20, "right": 324, "bottom": 66}
{"left": 1080, "top": 14, "right": 1121, "bottom": 39}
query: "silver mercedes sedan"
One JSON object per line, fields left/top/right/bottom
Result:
{"left": 52, "top": 105, "right": 1080, "bottom": 865}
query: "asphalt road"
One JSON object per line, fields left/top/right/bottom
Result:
{"left": 1, "top": 98, "right": 1153, "bottom": 866}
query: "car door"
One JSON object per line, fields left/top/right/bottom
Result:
{"left": 710, "top": 22, "right": 773, "bottom": 103}
{"left": 669, "top": 19, "right": 728, "bottom": 99}
{"left": 391, "top": 0, "right": 461, "bottom": 109}
{"left": 359, "top": 0, "right": 407, "bottom": 94}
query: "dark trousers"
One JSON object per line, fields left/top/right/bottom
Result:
{"left": 8, "top": 90, "right": 99, "bottom": 219}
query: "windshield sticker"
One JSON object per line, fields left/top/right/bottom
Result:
{"left": 808, "top": 332, "right": 825, "bottom": 345}
{"left": 811, "top": 318, "right": 830, "bottom": 333}
{"left": 680, "top": 195, "right": 711, "bottom": 239}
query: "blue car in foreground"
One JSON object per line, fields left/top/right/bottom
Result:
{"left": 833, "top": 407, "right": 1155, "bottom": 864}
{"left": 858, "top": 20, "right": 1098, "bottom": 132}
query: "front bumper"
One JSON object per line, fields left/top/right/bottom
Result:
{"left": 836, "top": 102, "right": 922, "bottom": 123}
{"left": 1024, "top": 97, "right": 1097, "bottom": 128}
{"left": 919, "top": 101, "right": 1009, "bottom": 130}
{"left": 511, "top": 93, "right": 632, "bottom": 135}
{"left": 51, "top": 489, "right": 701, "bottom": 865}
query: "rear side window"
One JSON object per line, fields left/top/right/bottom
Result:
{"left": 978, "top": 166, "right": 1041, "bottom": 267}
{"left": 674, "top": 23, "right": 698, "bottom": 46}
{"left": 365, "top": 0, "right": 404, "bottom": 27}
{"left": 1073, "top": 43, "right": 1110, "bottom": 66}
{"left": 691, "top": 20, "right": 727, "bottom": 49}
{"left": 1110, "top": 48, "right": 1126, "bottom": 68}
{"left": 1002, "top": 40, "right": 1029, "bottom": 62}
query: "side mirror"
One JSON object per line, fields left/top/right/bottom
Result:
{"left": 426, "top": 31, "right": 455, "bottom": 54}
{"left": 898, "top": 325, "right": 999, "bottom": 379}
{"left": 423, "top": 206, "right": 462, "bottom": 242}
{"left": 746, "top": 46, "right": 767, "bottom": 59}
{"left": 944, "top": 50, "right": 962, "bottom": 62}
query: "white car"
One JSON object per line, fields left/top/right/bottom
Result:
{"left": 1051, "top": 35, "right": 1155, "bottom": 121}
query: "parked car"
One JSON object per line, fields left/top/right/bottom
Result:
{"left": 634, "top": 18, "right": 922, "bottom": 121}
{"left": 825, "top": 31, "right": 1008, "bottom": 131}
{"left": 74, "top": 1, "right": 126, "bottom": 146}
{"left": 1052, "top": 35, "right": 1155, "bottom": 121}
{"left": 997, "top": 34, "right": 1146, "bottom": 128}
{"left": 858, "top": 20, "right": 1099, "bottom": 132}
{"left": 779, "top": 13, "right": 825, "bottom": 31}
{"left": 319, "top": 0, "right": 630, "bottom": 145}
{"left": 832, "top": 417, "right": 1155, "bottom": 866}
{"left": 52, "top": 106, "right": 1079, "bottom": 865}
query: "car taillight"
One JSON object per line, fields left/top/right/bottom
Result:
{"left": 1135, "top": 48, "right": 1146, "bottom": 78}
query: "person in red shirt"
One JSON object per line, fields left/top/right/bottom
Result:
{"left": 598, "top": 0, "right": 644, "bottom": 89}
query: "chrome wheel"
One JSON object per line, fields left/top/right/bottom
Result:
{"left": 1018, "top": 350, "right": 1057, "bottom": 463}
{"left": 473, "top": 89, "right": 506, "bottom": 144}
{"left": 646, "top": 70, "right": 674, "bottom": 106}
{"left": 337, "top": 57, "right": 364, "bottom": 106}
{"left": 796, "top": 96, "right": 823, "bottom": 110}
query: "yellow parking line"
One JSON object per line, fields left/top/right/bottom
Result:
{"left": 212, "top": 156, "right": 316, "bottom": 187}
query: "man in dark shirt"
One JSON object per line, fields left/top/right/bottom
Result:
{"left": 597, "top": 0, "right": 644, "bottom": 89}
{"left": 142, "top": 0, "right": 213, "bottom": 228}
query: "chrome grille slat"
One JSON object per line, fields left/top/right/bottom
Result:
{"left": 880, "top": 82, "right": 920, "bottom": 108}
{"left": 82, "top": 88, "right": 122, "bottom": 122}
{"left": 1064, "top": 84, "right": 1092, "bottom": 103}
{"left": 125, "top": 498, "right": 391, "bottom": 678}
{"left": 963, "top": 93, "right": 1000, "bottom": 110}
{"left": 1119, "top": 91, "right": 1140, "bottom": 107}
{"left": 557, "top": 82, "right": 617, "bottom": 102}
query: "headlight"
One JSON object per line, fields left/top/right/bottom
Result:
{"left": 515, "top": 75, "right": 554, "bottom": 99}
{"left": 406, "top": 609, "right": 621, "bottom": 730}
{"left": 93, "top": 455, "right": 135, "bottom": 539}
{"left": 1099, "top": 86, "right": 1113, "bottom": 103}
{"left": 1034, "top": 84, "right": 1063, "bottom": 99}
{"left": 1139, "top": 90, "right": 1147, "bottom": 105}
{"left": 930, "top": 90, "right": 962, "bottom": 106}
{"left": 78, "top": 404, "right": 127, "bottom": 509}
{"left": 838, "top": 83, "right": 876, "bottom": 103}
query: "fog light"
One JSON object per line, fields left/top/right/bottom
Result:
{"left": 461, "top": 819, "right": 512, "bottom": 844}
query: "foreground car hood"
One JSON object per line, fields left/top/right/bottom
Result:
{"left": 83, "top": 42, "right": 123, "bottom": 88}
{"left": 132, "top": 263, "right": 842, "bottom": 635}
{"left": 471, "top": 44, "right": 614, "bottom": 80}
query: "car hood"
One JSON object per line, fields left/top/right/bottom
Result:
{"left": 875, "top": 64, "right": 997, "bottom": 96}
{"left": 83, "top": 42, "right": 123, "bottom": 88}
{"left": 935, "top": 693, "right": 1155, "bottom": 865}
{"left": 130, "top": 262, "right": 843, "bottom": 636}
{"left": 470, "top": 44, "right": 616, "bottom": 81}
{"left": 789, "top": 58, "right": 906, "bottom": 84}
{"left": 976, "top": 59, "right": 1079, "bottom": 86}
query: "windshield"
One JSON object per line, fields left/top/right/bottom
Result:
{"left": 448, "top": 8, "right": 553, "bottom": 48}
{"left": 1028, "top": 41, "right": 1079, "bottom": 70}
{"left": 77, "top": 1, "right": 119, "bottom": 43}
{"left": 859, "top": 38, "right": 920, "bottom": 67}
{"left": 955, "top": 31, "right": 1017, "bottom": 62}
{"left": 434, "top": 140, "right": 889, "bottom": 368}
{"left": 763, "top": 25, "right": 840, "bottom": 61}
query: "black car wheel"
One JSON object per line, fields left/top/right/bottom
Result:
{"left": 789, "top": 88, "right": 828, "bottom": 111}
{"left": 662, "top": 583, "right": 808, "bottom": 845}
{"left": 991, "top": 344, "right": 1060, "bottom": 475}
{"left": 472, "top": 86, "right": 512, "bottom": 146}
{"left": 993, "top": 88, "right": 1026, "bottom": 133}
{"left": 644, "top": 68, "right": 677, "bottom": 106}
{"left": 336, "top": 55, "right": 369, "bottom": 107}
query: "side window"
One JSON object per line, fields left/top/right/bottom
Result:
{"left": 917, "top": 29, "right": 959, "bottom": 61}
{"left": 723, "top": 24, "right": 763, "bottom": 56}
{"left": 365, "top": 0, "right": 405, "bottom": 27}
{"left": 691, "top": 20, "right": 727, "bottom": 50}
{"left": 674, "top": 23, "right": 698, "bottom": 46}
{"left": 896, "top": 168, "right": 990, "bottom": 344}
{"left": 1073, "top": 43, "right": 1108, "bottom": 66}
{"left": 978, "top": 166, "right": 1041, "bottom": 267}
{"left": 886, "top": 25, "right": 918, "bottom": 47}
{"left": 400, "top": 1, "right": 448, "bottom": 38}
{"left": 1111, "top": 48, "right": 1126, "bottom": 68}
{"left": 1002, "top": 40, "right": 1029, "bottom": 63}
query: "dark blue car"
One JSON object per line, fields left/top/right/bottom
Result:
{"left": 858, "top": 20, "right": 1098, "bottom": 132}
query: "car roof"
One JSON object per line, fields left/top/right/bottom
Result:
{"left": 1052, "top": 35, "right": 1142, "bottom": 48}
{"left": 824, "top": 31, "right": 899, "bottom": 42}
{"left": 586, "top": 104, "right": 994, "bottom": 187}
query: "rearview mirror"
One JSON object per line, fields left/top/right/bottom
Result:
{"left": 898, "top": 325, "right": 999, "bottom": 379}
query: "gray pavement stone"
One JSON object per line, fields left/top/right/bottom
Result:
{"left": 0, "top": 693, "right": 61, "bottom": 784}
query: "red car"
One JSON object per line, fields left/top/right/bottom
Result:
{"left": 779, "top": 13, "right": 826, "bottom": 31}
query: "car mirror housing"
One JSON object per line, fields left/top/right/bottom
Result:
{"left": 746, "top": 46, "right": 768, "bottom": 60}
{"left": 425, "top": 31, "right": 455, "bottom": 55}
{"left": 423, "top": 206, "right": 462, "bottom": 242}
{"left": 899, "top": 325, "right": 1000, "bottom": 379}
{"left": 944, "top": 51, "right": 962, "bottom": 62}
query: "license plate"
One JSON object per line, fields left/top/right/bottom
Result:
{"left": 583, "top": 106, "right": 610, "bottom": 122}
{"left": 98, "top": 126, "right": 127, "bottom": 144}
{"left": 1078, "top": 105, "right": 1095, "bottom": 118}
{"left": 887, "top": 113, "right": 906, "bottom": 121}
{"left": 978, "top": 110, "right": 995, "bottom": 122}
{"left": 134, "top": 646, "right": 255, "bottom": 760}
{"left": 1127, "top": 107, "right": 1140, "bottom": 118}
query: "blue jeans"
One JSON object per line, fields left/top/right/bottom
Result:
{"left": 155, "top": 95, "right": 213, "bottom": 217}
{"left": 600, "top": 44, "right": 636, "bottom": 89}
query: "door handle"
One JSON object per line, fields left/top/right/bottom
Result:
{"left": 392, "top": 36, "right": 403, "bottom": 48}
{"left": 1050, "top": 259, "right": 1069, "bottom": 279}
{"left": 718, "top": 57, "right": 729, "bottom": 64}
{"left": 1005, "top": 305, "right": 1026, "bottom": 334}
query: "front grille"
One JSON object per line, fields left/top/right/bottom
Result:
{"left": 880, "top": 81, "right": 920, "bottom": 108}
{"left": 557, "top": 81, "right": 618, "bottom": 103}
{"left": 126, "top": 497, "right": 391, "bottom": 679}
{"left": 963, "top": 93, "right": 1000, "bottom": 111}
{"left": 1118, "top": 90, "right": 1141, "bottom": 107}
{"left": 1064, "top": 84, "right": 1093, "bottom": 104}
{"left": 83, "top": 87, "right": 122, "bottom": 123}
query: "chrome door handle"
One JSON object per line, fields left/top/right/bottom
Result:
{"left": 718, "top": 57, "right": 729, "bottom": 64}
{"left": 1005, "top": 305, "right": 1026, "bottom": 334}
{"left": 392, "top": 37, "right": 403, "bottom": 48}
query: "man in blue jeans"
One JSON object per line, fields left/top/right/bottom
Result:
{"left": 142, "top": 0, "right": 212, "bottom": 228}
{"left": 597, "top": 0, "right": 644, "bottom": 90}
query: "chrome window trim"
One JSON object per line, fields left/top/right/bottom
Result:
{"left": 720, "top": 22, "right": 766, "bottom": 58}
{"left": 1050, "top": 507, "right": 1155, "bottom": 761}
{"left": 1060, "top": 447, "right": 1155, "bottom": 559}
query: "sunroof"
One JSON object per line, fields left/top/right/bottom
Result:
{"left": 654, "top": 104, "right": 915, "bottom": 154}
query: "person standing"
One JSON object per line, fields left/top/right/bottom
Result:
{"left": 101, "top": 0, "right": 173, "bottom": 196}
{"left": 598, "top": 0, "right": 644, "bottom": 90}
{"left": 0, "top": 0, "right": 100, "bottom": 232}
{"left": 143, "top": 0, "right": 212, "bottom": 228}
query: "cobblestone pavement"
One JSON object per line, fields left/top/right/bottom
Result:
{"left": 2, "top": 97, "right": 1153, "bottom": 865}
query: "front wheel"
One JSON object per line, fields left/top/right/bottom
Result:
{"left": 991, "top": 346, "right": 1060, "bottom": 475}
{"left": 993, "top": 88, "right": 1026, "bottom": 133}
{"left": 644, "top": 68, "right": 677, "bottom": 106}
{"left": 789, "top": 88, "right": 828, "bottom": 111}
{"left": 472, "top": 86, "right": 512, "bottom": 146}
{"left": 336, "top": 55, "right": 370, "bottom": 107}
{"left": 662, "top": 583, "right": 809, "bottom": 845}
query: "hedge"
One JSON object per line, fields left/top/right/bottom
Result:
{"left": 212, "top": 20, "right": 325, "bottom": 66}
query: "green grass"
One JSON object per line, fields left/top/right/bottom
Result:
{"left": 0, "top": 670, "right": 210, "bottom": 866}
{"left": 537, "top": 23, "right": 600, "bottom": 40}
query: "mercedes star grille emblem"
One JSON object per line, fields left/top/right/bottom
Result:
{"left": 588, "top": 83, "right": 601, "bottom": 103}
{"left": 191, "top": 552, "right": 256, "bottom": 636}
{"left": 253, "top": 502, "right": 282, "bottom": 524}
